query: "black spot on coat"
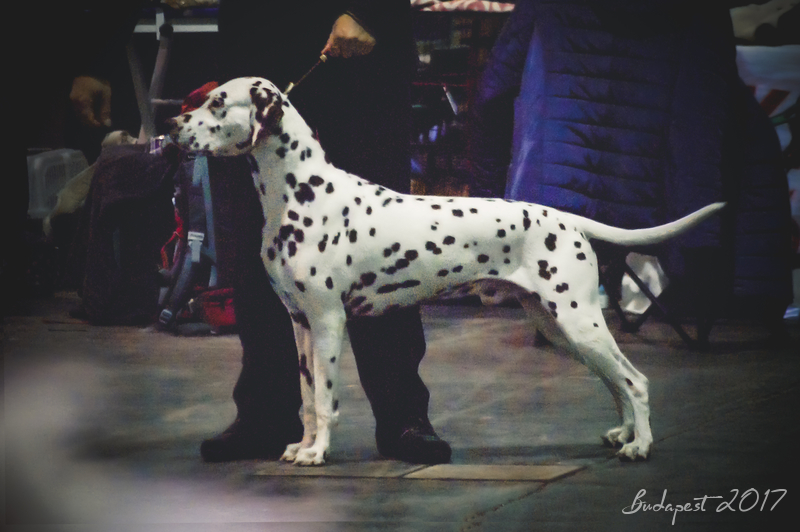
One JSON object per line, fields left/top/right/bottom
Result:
{"left": 299, "top": 355, "right": 313, "bottom": 386}
{"left": 279, "top": 224, "right": 295, "bottom": 241}
{"left": 294, "top": 183, "right": 315, "bottom": 204}
{"left": 291, "top": 312, "right": 310, "bottom": 329}
{"left": 545, "top": 233, "right": 557, "bottom": 251}
{"left": 376, "top": 279, "right": 421, "bottom": 294}
{"left": 538, "top": 260, "right": 551, "bottom": 280}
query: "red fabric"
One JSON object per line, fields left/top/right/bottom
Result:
{"left": 181, "top": 82, "right": 219, "bottom": 113}
{"left": 160, "top": 207, "right": 185, "bottom": 269}
{"left": 197, "top": 288, "right": 237, "bottom": 329}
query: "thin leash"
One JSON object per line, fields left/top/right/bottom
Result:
{"left": 284, "top": 54, "right": 328, "bottom": 96}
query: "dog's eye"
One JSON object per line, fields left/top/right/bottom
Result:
{"left": 209, "top": 98, "right": 224, "bottom": 108}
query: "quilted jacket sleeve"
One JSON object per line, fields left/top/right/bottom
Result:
{"left": 466, "top": 0, "right": 537, "bottom": 198}
{"left": 465, "top": 0, "right": 762, "bottom": 199}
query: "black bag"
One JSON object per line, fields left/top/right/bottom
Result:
{"left": 75, "top": 144, "right": 177, "bottom": 325}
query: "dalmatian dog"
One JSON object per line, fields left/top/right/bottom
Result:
{"left": 169, "top": 77, "right": 724, "bottom": 466}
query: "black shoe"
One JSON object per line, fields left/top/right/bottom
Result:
{"left": 200, "top": 418, "right": 300, "bottom": 462}
{"left": 376, "top": 418, "right": 451, "bottom": 465}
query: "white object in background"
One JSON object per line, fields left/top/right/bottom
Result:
{"left": 730, "top": 0, "right": 799, "bottom": 41}
{"left": 27, "top": 149, "right": 88, "bottom": 219}
{"left": 735, "top": 44, "right": 800, "bottom": 151}
{"left": 620, "top": 253, "right": 669, "bottom": 314}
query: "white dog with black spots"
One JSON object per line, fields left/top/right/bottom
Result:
{"left": 169, "top": 77, "right": 724, "bottom": 466}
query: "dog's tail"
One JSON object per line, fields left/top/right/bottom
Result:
{"left": 579, "top": 202, "right": 725, "bottom": 246}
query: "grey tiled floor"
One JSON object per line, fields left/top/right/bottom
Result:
{"left": 4, "top": 292, "right": 799, "bottom": 531}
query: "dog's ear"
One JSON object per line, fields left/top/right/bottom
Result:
{"left": 250, "top": 85, "right": 284, "bottom": 146}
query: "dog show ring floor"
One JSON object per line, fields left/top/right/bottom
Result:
{"left": 4, "top": 292, "right": 799, "bottom": 531}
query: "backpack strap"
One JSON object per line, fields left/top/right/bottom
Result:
{"left": 158, "top": 153, "right": 217, "bottom": 328}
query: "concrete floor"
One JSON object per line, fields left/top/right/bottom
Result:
{"left": 4, "top": 292, "right": 799, "bottom": 531}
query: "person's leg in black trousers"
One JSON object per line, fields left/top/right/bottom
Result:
{"left": 347, "top": 308, "right": 448, "bottom": 461}
{"left": 310, "top": 54, "right": 450, "bottom": 463}
{"left": 202, "top": 2, "right": 449, "bottom": 464}
{"left": 200, "top": 157, "right": 303, "bottom": 460}
{"left": 199, "top": 156, "right": 450, "bottom": 464}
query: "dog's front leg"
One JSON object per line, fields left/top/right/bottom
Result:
{"left": 292, "top": 311, "right": 347, "bottom": 466}
{"left": 281, "top": 322, "right": 317, "bottom": 463}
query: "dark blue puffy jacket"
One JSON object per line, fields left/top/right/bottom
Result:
{"left": 469, "top": 0, "right": 792, "bottom": 303}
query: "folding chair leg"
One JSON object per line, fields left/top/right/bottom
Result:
{"left": 620, "top": 262, "right": 707, "bottom": 349}
{"left": 601, "top": 260, "right": 713, "bottom": 349}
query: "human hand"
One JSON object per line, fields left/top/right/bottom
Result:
{"left": 70, "top": 76, "right": 112, "bottom": 128}
{"left": 322, "top": 14, "right": 376, "bottom": 58}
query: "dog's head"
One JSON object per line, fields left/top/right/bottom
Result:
{"left": 169, "top": 77, "right": 284, "bottom": 156}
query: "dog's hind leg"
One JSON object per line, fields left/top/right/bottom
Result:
{"left": 291, "top": 310, "right": 347, "bottom": 466}
{"left": 568, "top": 321, "right": 652, "bottom": 461}
{"left": 520, "top": 295, "right": 652, "bottom": 461}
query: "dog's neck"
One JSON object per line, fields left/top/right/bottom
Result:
{"left": 248, "top": 103, "right": 335, "bottom": 239}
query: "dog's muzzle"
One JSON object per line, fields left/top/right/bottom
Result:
{"left": 166, "top": 117, "right": 182, "bottom": 137}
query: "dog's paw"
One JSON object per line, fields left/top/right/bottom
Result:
{"left": 617, "top": 441, "right": 651, "bottom": 462}
{"left": 280, "top": 442, "right": 303, "bottom": 462}
{"left": 602, "top": 426, "right": 632, "bottom": 448}
{"left": 293, "top": 446, "right": 327, "bottom": 466}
